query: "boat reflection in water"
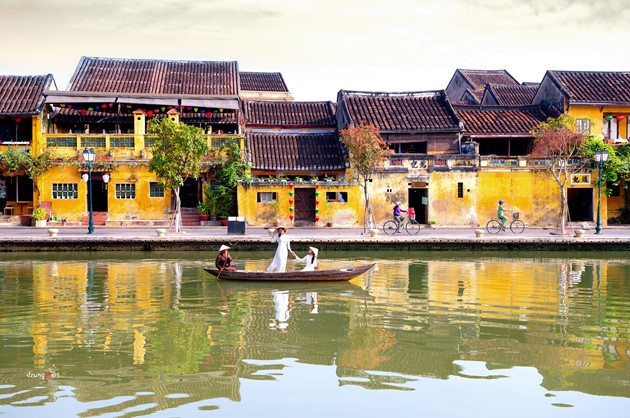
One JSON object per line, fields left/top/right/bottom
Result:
{"left": 0, "top": 252, "right": 629, "bottom": 417}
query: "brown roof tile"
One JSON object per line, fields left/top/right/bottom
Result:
{"left": 0, "top": 74, "right": 54, "bottom": 116}
{"left": 240, "top": 72, "right": 288, "bottom": 92}
{"left": 338, "top": 90, "right": 460, "bottom": 132}
{"left": 483, "top": 84, "right": 538, "bottom": 106}
{"left": 548, "top": 70, "right": 630, "bottom": 104}
{"left": 454, "top": 105, "right": 555, "bottom": 136}
{"left": 247, "top": 132, "right": 345, "bottom": 171}
{"left": 67, "top": 57, "right": 238, "bottom": 96}
{"left": 459, "top": 69, "right": 519, "bottom": 89}
{"left": 244, "top": 101, "right": 336, "bottom": 127}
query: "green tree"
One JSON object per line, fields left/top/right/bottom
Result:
{"left": 147, "top": 118, "right": 209, "bottom": 233}
{"left": 531, "top": 115, "right": 591, "bottom": 234}
{"left": 215, "top": 139, "right": 249, "bottom": 190}
{"left": 340, "top": 124, "right": 389, "bottom": 233}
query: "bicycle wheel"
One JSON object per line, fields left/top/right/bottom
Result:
{"left": 383, "top": 220, "right": 398, "bottom": 235}
{"left": 510, "top": 220, "right": 525, "bottom": 234}
{"left": 486, "top": 219, "right": 502, "bottom": 234}
{"left": 405, "top": 221, "right": 421, "bottom": 235}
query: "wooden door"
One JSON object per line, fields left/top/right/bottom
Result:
{"left": 295, "top": 188, "right": 315, "bottom": 221}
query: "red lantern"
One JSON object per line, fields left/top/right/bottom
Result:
{"left": 315, "top": 183, "right": 320, "bottom": 189}
{"left": 206, "top": 112, "right": 212, "bottom": 118}
{"left": 14, "top": 117, "right": 21, "bottom": 123}
{"left": 315, "top": 216, "right": 320, "bottom": 222}
{"left": 101, "top": 104, "right": 107, "bottom": 109}
{"left": 80, "top": 109, "right": 87, "bottom": 116}
{"left": 147, "top": 110, "right": 153, "bottom": 117}
{"left": 288, "top": 182, "right": 294, "bottom": 189}
{"left": 288, "top": 199, "right": 293, "bottom": 204}
{"left": 615, "top": 115, "right": 625, "bottom": 121}
{"left": 315, "top": 200, "right": 319, "bottom": 206}
{"left": 289, "top": 215, "right": 294, "bottom": 221}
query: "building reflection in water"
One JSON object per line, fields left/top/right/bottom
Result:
{"left": 0, "top": 253, "right": 628, "bottom": 414}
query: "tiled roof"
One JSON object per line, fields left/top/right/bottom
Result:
{"left": 454, "top": 105, "right": 554, "bottom": 136}
{"left": 0, "top": 74, "right": 54, "bottom": 116}
{"left": 459, "top": 69, "right": 519, "bottom": 89}
{"left": 240, "top": 72, "right": 288, "bottom": 92}
{"left": 67, "top": 56, "right": 238, "bottom": 96}
{"left": 247, "top": 132, "right": 346, "bottom": 171}
{"left": 483, "top": 84, "right": 538, "bottom": 106}
{"left": 338, "top": 90, "right": 460, "bottom": 132}
{"left": 547, "top": 70, "right": 630, "bottom": 104}
{"left": 243, "top": 101, "right": 336, "bottom": 127}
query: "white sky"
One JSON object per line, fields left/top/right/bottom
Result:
{"left": 1, "top": 0, "right": 629, "bottom": 101}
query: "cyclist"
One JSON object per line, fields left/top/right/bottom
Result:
{"left": 497, "top": 200, "right": 509, "bottom": 230}
{"left": 393, "top": 201, "right": 407, "bottom": 233}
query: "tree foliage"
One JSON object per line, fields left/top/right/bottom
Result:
{"left": 215, "top": 139, "right": 249, "bottom": 190}
{"left": 147, "top": 117, "right": 209, "bottom": 232}
{"left": 340, "top": 124, "right": 389, "bottom": 232}
{"left": 530, "top": 115, "right": 591, "bottom": 234}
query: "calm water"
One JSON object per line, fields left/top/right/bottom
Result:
{"left": 0, "top": 251, "right": 629, "bottom": 418}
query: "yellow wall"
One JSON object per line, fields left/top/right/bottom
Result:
{"left": 237, "top": 182, "right": 362, "bottom": 226}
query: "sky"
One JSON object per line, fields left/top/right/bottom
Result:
{"left": 1, "top": 0, "right": 629, "bottom": 101}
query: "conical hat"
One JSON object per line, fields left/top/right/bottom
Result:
{"left": 218, "top": 245, "right": 230, "bottom": 252}
{"left": 309, "top": 247, "right": 319, "bottom": 257}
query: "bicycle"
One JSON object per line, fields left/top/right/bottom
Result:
{"left": 486, "top": 211, "right": 525, "bottom": 234}
{"left": 383, "top": 215, "right": 421, "bottom": 235}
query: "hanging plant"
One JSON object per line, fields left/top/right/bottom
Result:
{"left": 0, "top": 147, "right": 28, "bottom": 174}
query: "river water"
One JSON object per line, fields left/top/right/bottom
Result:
{"left": 0, "top": 251, "right": 629, "bottom": 418}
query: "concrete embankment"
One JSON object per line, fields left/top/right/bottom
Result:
{"left": 0, "top": 226, "right": 629, "bottom": 252}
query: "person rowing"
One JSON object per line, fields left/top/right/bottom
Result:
{"left": 215, "top": 245, "right": 237, "bottom": 272}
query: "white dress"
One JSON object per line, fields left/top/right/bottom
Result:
{"left": 295, "top": 254, "right": 317, "bottom": 271}
{"left": 266, "top": 233, "right": 292, "bottom": 273}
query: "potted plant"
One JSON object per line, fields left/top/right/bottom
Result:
{"left": 203, "top": 185, "right": 232, "bottom": 222}
{"left": 196, "top": 201, "right": 210, "bottom": 221}
{"left": 32, "top": 207, "right": 47, "bottom": 227}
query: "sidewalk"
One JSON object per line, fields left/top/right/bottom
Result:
{"left": 1, "top": 224, "right": 630, "bottom": 252}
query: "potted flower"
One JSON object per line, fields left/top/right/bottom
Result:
{"left": 32, "top": 207, "right": 47, "bottom": 227}
{"left": 196, "top": 201, "right": 210, "bottom": 221}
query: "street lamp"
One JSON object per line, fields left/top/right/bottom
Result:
{"left": 82, "top": 148, "right": 96, "bottom": 234}
{"left": 594, "top": 148, "right": 609, "bottom": 234}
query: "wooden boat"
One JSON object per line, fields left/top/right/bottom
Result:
{"left": 204, "top": 263, "right": 375, "bottom": 282}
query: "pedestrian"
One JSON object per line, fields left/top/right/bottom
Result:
{"left": 294, "top": 246, "right": 318, "bottom": 271}
{"left": 215, "top": 245, "right": 237, "bottom": 272}
{"left": 266, "top": 226, "right": 293, "bottom": 273}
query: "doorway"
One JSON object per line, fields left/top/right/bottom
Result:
{"left": 180, "top": 178, "right": 201, "bottom": 208}
{"left": 567, "top": 188, "right": 594, "bottom": 222}
{"left": 295, "top": 188, "right": 315, "bottom": 222}
{"left": 90, "top": 178, "right": 108, "bottom": 212}
{"left": 408, "top": 188, "right": 428, "bottom": 224}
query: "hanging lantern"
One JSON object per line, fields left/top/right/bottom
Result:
{"left": 289, "top": 207, "right": 294, "bottom": 212}
{"left": 154, "top": 108, "right": 160, "bottom": 113}
{"left": 315, "top": 191, "right": 320, "bottom": 197}
{"left": 315, "top": 215, "right": 320, "bottom": 222}
{"left": 315, "top": 200, "right": 320, "bottom": 206}
{"left": 315, "top": 208, "right": 319, "bottom": 213}
{"left": 288, "top": 182, "right": 294, "bottom": 188}
{"left": 109, "top": 103, "right": 113, "bottom": 108}
{"left": 80, "top": 109, "right": 87, "bottom": 116}
{"left": 193, "top": 107, "right": 198, "bottom": 112}
{"left": 615, "top": 115, "right": 625, "bottom": 121}
{"left": 604, "top": 114, "right": 614, "bottom": 121}
{"left": 206, "top": 112, "right": 212, "bottom": 118}
{"left": 101, "top": 104, "right": 107, "bottom": 109}
{"left": 67, "top": 104, "right": 72, "bottom": 109}
{"left": 88, "top": 107, "right": 94, "bottom": 111}
{"left": 289, "top": 215, "right": 294, "bottom": 221}
{"left": 288, "top": 199, "right": 294, "bottom": 204}
{"left": 126, "top": 104, "right": 132, "bottom": 109}
{"left": 60, "top": 103, "right": 66, "bottom": 108}
{"left": 14, "top": 117, "right": 21, "bottom": 123}
{"left": 219, "top": 108, "right": 223, "bottom": 113}
{"left": 147, "top": 110, "right": 153, "bottom": 117}
{"left": 161, "top": 106, "right": 166, "bottom": 112}
{"left": 315, "top": 183, "right": 320, "bottom": 189}
{"left": 289, "top": 191, "right": 294, "bottom": 196}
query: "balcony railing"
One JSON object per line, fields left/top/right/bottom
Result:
{"left": 385, "top": 154, "right": 588, "bottom": 172}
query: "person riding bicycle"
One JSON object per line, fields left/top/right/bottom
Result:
{"left": 497, "top": 200, "right": 509, "bottom": 229}
{"left": 393, "top": 201, "right": 407, "bottom": 233}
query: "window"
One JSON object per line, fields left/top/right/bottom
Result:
{"left": 326, "top": 191, "right": 347, "bottom": 202}
{"left": 149, "top": 182, "right": 164, "bottom": 197}
{"left": 115, "top": 184, "right": 136, "bottom": 199}
{"left": 52, "top": 183, "right": 78, "bottom": 199}
{"left": 576, "top": 118, "right": 591, "bottom": 134}
{"left": 457, "top": 182, "right": 464, "bottom": 198}
{"left": 257, "top": 192, "right": 277, "bottom": 202}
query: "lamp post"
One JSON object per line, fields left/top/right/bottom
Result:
{"left": 82, "top": 148, "right": 96, "bottom": 234}
{"left": 594, "top": 148, "right": 609, "bottom": 234}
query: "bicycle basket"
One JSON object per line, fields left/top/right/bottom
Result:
{"left": 513, "top": 212, "right": 520, "bottom": 220}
